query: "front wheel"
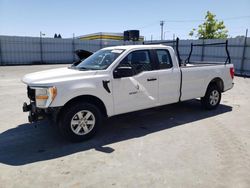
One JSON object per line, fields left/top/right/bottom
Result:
{"left": 201, "top": 84, "right": 221, "bottom": 110}
{"left": 58, "top": 102, "right": 102, "bottom": 142}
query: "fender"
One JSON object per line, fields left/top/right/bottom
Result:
{"left": 50, "top": 80, "right": 114, "bottom": 117}
{"left": 204, "top": 77, "right": 224, "bottom": 96}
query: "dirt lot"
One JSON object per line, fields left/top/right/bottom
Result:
{"left": 0, "top": 64, "right": 249, "bottom": 188}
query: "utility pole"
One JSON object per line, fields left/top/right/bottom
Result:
{"left": 160, "top": 21, "right": 164, "bottom": 40}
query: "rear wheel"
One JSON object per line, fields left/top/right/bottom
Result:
{"left": 58, "top": 102, "right": 102, "bottom": 142}
{"left": 201, "top": 84, "right": 221, "bottom": 110}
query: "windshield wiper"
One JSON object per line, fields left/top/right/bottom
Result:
{"left": 78, "top": 67, "right": 93, "bottom": 71}
{"left": 68, "top": 65, "right": 76, "bottom": 69}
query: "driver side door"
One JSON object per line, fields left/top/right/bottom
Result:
{"left": 112, "top": 50, "right": 159, "bottom": 115}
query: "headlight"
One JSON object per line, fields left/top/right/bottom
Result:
{"left": 31, "top": 86, "right": 57, "bottom": 108}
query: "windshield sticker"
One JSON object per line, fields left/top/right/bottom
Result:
{"left": 111, "top": 49, "right": 123, "bottom": 54}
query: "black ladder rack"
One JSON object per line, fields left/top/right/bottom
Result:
{"left": 185, "top": 40, "right": 231, "bottom": 65}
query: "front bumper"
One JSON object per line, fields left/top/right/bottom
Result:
{"left": 23, "top": 102, "right": 46, "bottom": 122}
{"left": 23, "top": 86, "right": 60, "bottom": 123}
{"left": 23, "top": 101, "right": 60, "bottom": 123}
{"left": 23, "top": 86, "right": 46, "bottom": 123}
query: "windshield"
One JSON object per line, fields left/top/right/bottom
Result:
{"left": 75, "top": 49, "right": 124, "bottom": 70}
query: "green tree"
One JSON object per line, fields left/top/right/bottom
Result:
{"left": 189, "top": 11, "right": 228, "bottom": 39}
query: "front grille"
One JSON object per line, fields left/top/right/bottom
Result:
{"left": 27, "top": 86, "right": 35, "bottom": 101}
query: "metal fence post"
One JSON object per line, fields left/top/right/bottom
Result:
{"left": 201, "top": 39, "right": 205, "bottom": 61}
{"left": 72, "top": 34, "right": 75, "bottom": 63}
{"left": 99, "top": 33, "right": 102, "bottom": 50}
{"left": 172, "top": 35, "right": 175, "bottom": 50}
{"left": 39, "top": 32, "right": 44, "bottom": 64}
{"left": 0, "top": 37, "right": 3, "bottom": 65}
{"left": 240, "top": 29, "right": 248, "bottom": 76}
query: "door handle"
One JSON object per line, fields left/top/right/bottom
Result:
{"left": 147, "top": 78, "right": 157, "bottom": 81}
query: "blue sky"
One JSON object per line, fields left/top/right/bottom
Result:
{"left": 0, "top": 0, "right": 249, "bottom": 40}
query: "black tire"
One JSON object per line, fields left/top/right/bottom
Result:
{"left": 58, "top": 102, "right": 102, "bottom": 142}
{"left": 201, "top": 84, "right": 221, "bottom": 110}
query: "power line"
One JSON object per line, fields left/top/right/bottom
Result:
{"left": 136, "top": 15, "right": 250, "bottom": 29}
{"left": 163, "top": 16, "right": 250, "bottom": 23}
{"left": 137, "top": 21, "right": 159, "bottom": 29}
{"left": 222, "top": 15, "right": 250, "bottom": 21}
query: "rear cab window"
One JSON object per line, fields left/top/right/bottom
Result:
{"left": 156, "top": 49, "right": 173, "bottom": 69}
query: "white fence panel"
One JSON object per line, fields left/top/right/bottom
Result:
{"left": 0, "top": 35, "right": 249, "bottom": 76}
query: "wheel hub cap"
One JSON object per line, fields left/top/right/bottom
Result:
{"left": 209, "top": 90, "right": 219, "bottom": 106}
{"left": 70, "top": 110, "right": 95, "bottom": 135}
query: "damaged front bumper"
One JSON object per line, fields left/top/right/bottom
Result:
{"left": 23, "top": 86, "right": 60, "bottom": 123}
{"left": 23, "top": 101, "right": 60, "bottom": 123}
{"left": 23, "top": 101, "right": 46, "bottom": 122}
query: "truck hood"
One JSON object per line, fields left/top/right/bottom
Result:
{"left": 22, "top": 67, "right": 97, "bottom": 86}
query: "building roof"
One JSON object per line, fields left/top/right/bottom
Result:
{"left": 77, "top": 32, "right": 144, "bottom": 41}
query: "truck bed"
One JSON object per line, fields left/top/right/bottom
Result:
{"left": 179, "top": 62, "right": 233, "bottom": 101}
{"left": 182, "top": 61, "right": 226, "bottom": 68}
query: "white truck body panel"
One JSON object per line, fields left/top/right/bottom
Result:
{"left": 22, "top": 68, "right": 115, "bottom": 116}
{"left": 181, "top": 64, "right": 234, "bottom": 101}
{"left": 22, "top": 44, "right": 234, "bottom": 117}
{"left": 112, "top": 70, "right": 159, "bottom": 114}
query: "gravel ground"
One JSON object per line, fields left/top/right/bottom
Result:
{"left": 0, "top": 64, "right": 249, "bottom": 188}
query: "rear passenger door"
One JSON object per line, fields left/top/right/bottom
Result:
{"left": 156, "top": 49, "right": 181, "bottom": 105}
{"left": 112, "top": 50, "right": 159, "bottom": 115}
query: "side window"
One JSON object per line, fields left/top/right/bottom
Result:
{"left": 118, "top": 50, "right": 152, "bottom": 75}
{"left": 156, "top": 50, "right": 173, "bottom": 69}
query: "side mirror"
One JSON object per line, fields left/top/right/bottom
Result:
{"left": 113, "top": 67, "right": 133, "bottom": 78}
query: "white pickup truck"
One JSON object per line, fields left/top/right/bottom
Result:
{"left": 22, "top": 39, "right": 234, "bottom": 142}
